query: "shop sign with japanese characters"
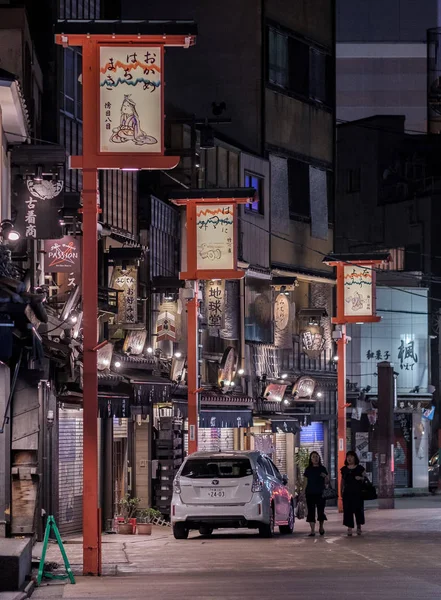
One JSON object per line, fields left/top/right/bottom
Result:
{"left": 44, "top": 236, "right": 81, "bottom": 272}
{"left": 99, "top": 46, "right": 162, "bottom": 153}
{"left": 300, "top": 323, "right": 325, "bottom": 359}
{"left": 111, "top": 266, "right": 138, "bottom": 325}
{"left": 293, "top": 376, "right": 316, "bottom": 400}
{"left": 196, "top": 204, "right": 234, "bottom": 271}
{"left": 263, "top": 383, "right": 287, "bottom": 403}
{"left": 343, "top": 265, "right": 373, "bottom": 317}
{"left": 205, "top": 280, "right": 225, "bottom": 333}
{"left": 348, "top": 287, "right": 428, "bottom": 393}
{"left": 13, "top": 177, "right": 64, "bottom": 240}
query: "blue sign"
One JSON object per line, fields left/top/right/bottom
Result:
{"left": 300, "top": 422, "right": 324, "bottom": 445}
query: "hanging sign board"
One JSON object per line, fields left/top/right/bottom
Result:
{"left": 205, "top": 280, "right": 226, "bottom": 333}
{"left": 99, "top": 46, "right": 163, "bottom": 154}
{"left": 44, "top": 236, "right": 81, "bottom": 272}
{"left": 343, "top": 265, "right": 373, "bottom": 318}
{"left": 264, "top": 383, "right": 287, "bottom": 403}
{"left": 111, "top": 266, "right": 138, "bottom": 325}
{"left": 13, "top": 177, "right": 64, "bottom": 240}
{"left": 196, "top": 204, "right": 234, "bottom": 271}
{"left": 300, "top": 324, "right": 325, "bottom": 359}
{"left": 123, "top": 330, "right": 147, "bottom": 355}
{"left": 293, "top": 376, "right": 316, "bottom": 400}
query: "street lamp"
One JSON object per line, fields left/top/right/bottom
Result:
{"left": 0, "top": 220, "right": 20, "bottom": 242}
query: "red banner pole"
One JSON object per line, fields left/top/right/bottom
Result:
{"left": 187, "top": 292, "right": 199, "bottom": 455}
{"left": 81, "top": 38, "right": 101, "bottom": 577}
{"left": 337, "top": 324, "right": 347, "bottom": 513}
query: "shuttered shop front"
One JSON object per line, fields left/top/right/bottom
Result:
{"left": 58, "top": 408, "right": 83, "bottom": 535}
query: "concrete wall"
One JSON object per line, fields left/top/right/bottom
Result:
{"left": 240, "top": 152, "right": 271, "bottom": 269}
{"left": 268, "top": 0, "right": 334, "bottom": 48}
{"left": 337, "top": 44, "right": 428, "bottom": 133}
{"left": 266, "top": 90, "right": 333, "bottom": 164}
{"left": 337, "top": 0, "right": 439, "bottom": 43}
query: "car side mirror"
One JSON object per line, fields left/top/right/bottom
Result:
{"left": 282, "top": 475, "right": 288, "bottom": 485}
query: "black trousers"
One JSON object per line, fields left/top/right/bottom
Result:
{"left": 306, "top": 493, "right": 327, "bottom": 524}
{"left": 343, "top": 493, "right": 365, "bottom": 529}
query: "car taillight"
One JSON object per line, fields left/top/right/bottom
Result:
{"left": 252, "top": 473, "right": 264, "bottom": 493}
{"left": 174, "top": 476, "right": 181, "bottom": 494}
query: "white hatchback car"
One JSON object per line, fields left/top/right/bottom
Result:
{"left": 171, "top": 450, "right": 294, "bottom": 539}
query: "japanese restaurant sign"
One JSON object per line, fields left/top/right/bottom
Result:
{"left": 99, "top": 46, "right": 162, "bottom": 153}
{"left": 196, "top": 204, "right": 234, "bottom": 271}
{"left": 205, "top": 280, "right": 226, "bottom": 333}
{"left": 111, "top": 266, "right": 138, "bottom": 325}
{"left": 343, "top": 265, "right": 373, "bottom": 318}
{"left": 13, "top": 177, "right": 64, "bottom": 240}
{"left": 44, "top": 236, "right": 81, "bottom": 272}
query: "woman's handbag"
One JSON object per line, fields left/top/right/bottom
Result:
{"left": 322, "top": 485, "right": 338, "bottom": 500}
{"left": 295, "top": 495, "right": 306, "bottom": 519}
{"left": 362, "top": 477, "right": 377, "bottom": 501}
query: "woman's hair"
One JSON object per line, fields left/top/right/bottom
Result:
{"left": 345, "top": 450, "right": 360, "bottom": 466}
{"left": 308, "top": 451, "right": 322, "bottom": 468}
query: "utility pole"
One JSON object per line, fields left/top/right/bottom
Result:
{"left": 377, "top": 361, "right": 395, "bottom": 509}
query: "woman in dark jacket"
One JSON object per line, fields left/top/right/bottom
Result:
{"left": 303, "top": 451, "right": 329, "bottom": 537}
{"left": 341, "top": 450, "right": 366, "bottom": 536}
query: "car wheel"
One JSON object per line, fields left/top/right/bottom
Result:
{"left": 199, "top": 526, "right": 213, "bottom": 536}
{"left": 279, "top": 502, "right": 294, "bottom": 535}
{"left": 173, "top": 523, "right": 189, "bottom": 540}
{"left": 259, "top": 505, "right": 275, "bottom": 538}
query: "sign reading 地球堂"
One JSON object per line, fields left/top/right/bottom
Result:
{"left": 196, "top": 204, "right": 234, "bottom": 271}
{"left": 343, "top": 265, "right": 373, "bottom": 317}
{"left": 99, "top": 46, "right": 162, "bottom": 153}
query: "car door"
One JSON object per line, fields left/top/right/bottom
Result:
{"left": 261, "top": 456, "right": 284, "bottom": 522}
{"left": 268, "top": 458, "right": 290, "bottom": 521}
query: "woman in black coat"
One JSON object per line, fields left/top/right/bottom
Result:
{"left": 303, "top": 451, "right": 329, "bottom": 537}
{"left": 341, "top": 450, "right": 366, "bottom": 536}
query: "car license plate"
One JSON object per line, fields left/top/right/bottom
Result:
{"left": 207, "top": 488, "right": 225, "bottom": 498}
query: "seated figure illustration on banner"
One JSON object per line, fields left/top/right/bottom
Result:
{"left": 110, "top": 95, "right": 157, "bottom": 146}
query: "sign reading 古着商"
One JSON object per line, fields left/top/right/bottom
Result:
{"left": 99, "top": 46, "right": 162, "bottom": 153}
{"left": 196, "top": 204, "right": 234, "bottom": 271}
{"left": 343, "top": 265, "right": 373, "bottom": 318}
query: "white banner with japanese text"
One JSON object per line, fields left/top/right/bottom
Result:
{"left": 99, "top": 46, "right": 162, "bottom": 153}
{"left": 196, "top": 204, "right": 234, "bottom": 271}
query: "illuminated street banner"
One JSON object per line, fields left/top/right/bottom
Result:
{"left": 99, "top": 46, "right": 162, "bottom": 154}
{"left": 343, "top": 265, "right": 373, "bottom": 317}
{"left": 196, "top": 204, "right": 234, "bottom": 271}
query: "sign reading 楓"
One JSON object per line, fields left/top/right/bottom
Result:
{"left": 343, "top": 265, "right": 373, "bottom": 317}
{"left": 99, "top": 46, "right": 162, "bottom": 153}
{"left": 205, "top": 280, "right": 226, "bottom": 334}
{"left": 111, "top": 266, "right": 138, "bottom": 325}
{"left": 196, "top": 204, "right": 234, "bottom": 271}
{"left": 13, "top": 177, "right": 64, "bottom": 240}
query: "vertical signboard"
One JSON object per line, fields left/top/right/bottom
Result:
{"left": 111, "top": 266, "right": 138, "bottom": 325}
{"left": 99, "top": 46, "right": 163, "bottom": 153}
{"left": 343, "top": 265, "right": 373, "bottom": 317}
{"left": 205, "top": 279, "right": 226, "bottom": 334}
{"left": 196, "top": 204, "right": 234, "bottom": 271}
{"left": 13, "top": 177, "right": 64, "bottom": 240}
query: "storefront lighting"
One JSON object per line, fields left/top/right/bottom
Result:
{"left": 174, "top": 351, "right": 182, "bottom": 358}
{"left": 114, "top": 361, "right": 121, "bottom": 368}
{"left": 333, "top": 355, "right": 339, "bottom": 361}
{"left": 34, "top": 165, "right": 43, "bottom": 183}
{"left": 238, "top": 368, "right": 245, "bottom": 376}
{"left": 102, "top": 358, "right": 110, "bottom": 367}
{"left": 0, "top": 220, "right": 20, "bottom": 242}
{"left": 283, "top": 398, "right": 290, "bottom": 405}
{"left": 281, "top": 373, "right": 288, "bottom": 379}
{"left": 317, "top": 391, "right": 323, "bottom": 398}
{"left": 70, "top": 314, "right": 78, "bottom": 324}
{"left": 147, "top": 347, "right": 153, "bottom": 354}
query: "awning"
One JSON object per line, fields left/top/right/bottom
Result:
{"left": 199, "top": 409, "right": 253, "bottom": 429}
{"left": 270, "top": 418, "right": 301, "bottom": 434}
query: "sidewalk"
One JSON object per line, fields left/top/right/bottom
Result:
{"left": 27, "top": 495, "right": 441, "bottom": 600}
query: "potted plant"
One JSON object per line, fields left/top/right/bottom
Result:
{"left": 137, "top": 508, "right": 162, "bottom": 535}
{"left": 117, "top": 494, "right": 141, "bottom": 534}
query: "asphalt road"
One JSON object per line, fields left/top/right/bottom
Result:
{"left": 31, "top": 496, "right": 441, "bottom": 600}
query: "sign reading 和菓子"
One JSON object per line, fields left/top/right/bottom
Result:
{"left": 99, "top": 46, "right": 162, "bottom": 154}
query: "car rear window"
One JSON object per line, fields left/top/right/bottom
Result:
{"left": 181, "top": 458, "right": 253, "bottom": 479}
